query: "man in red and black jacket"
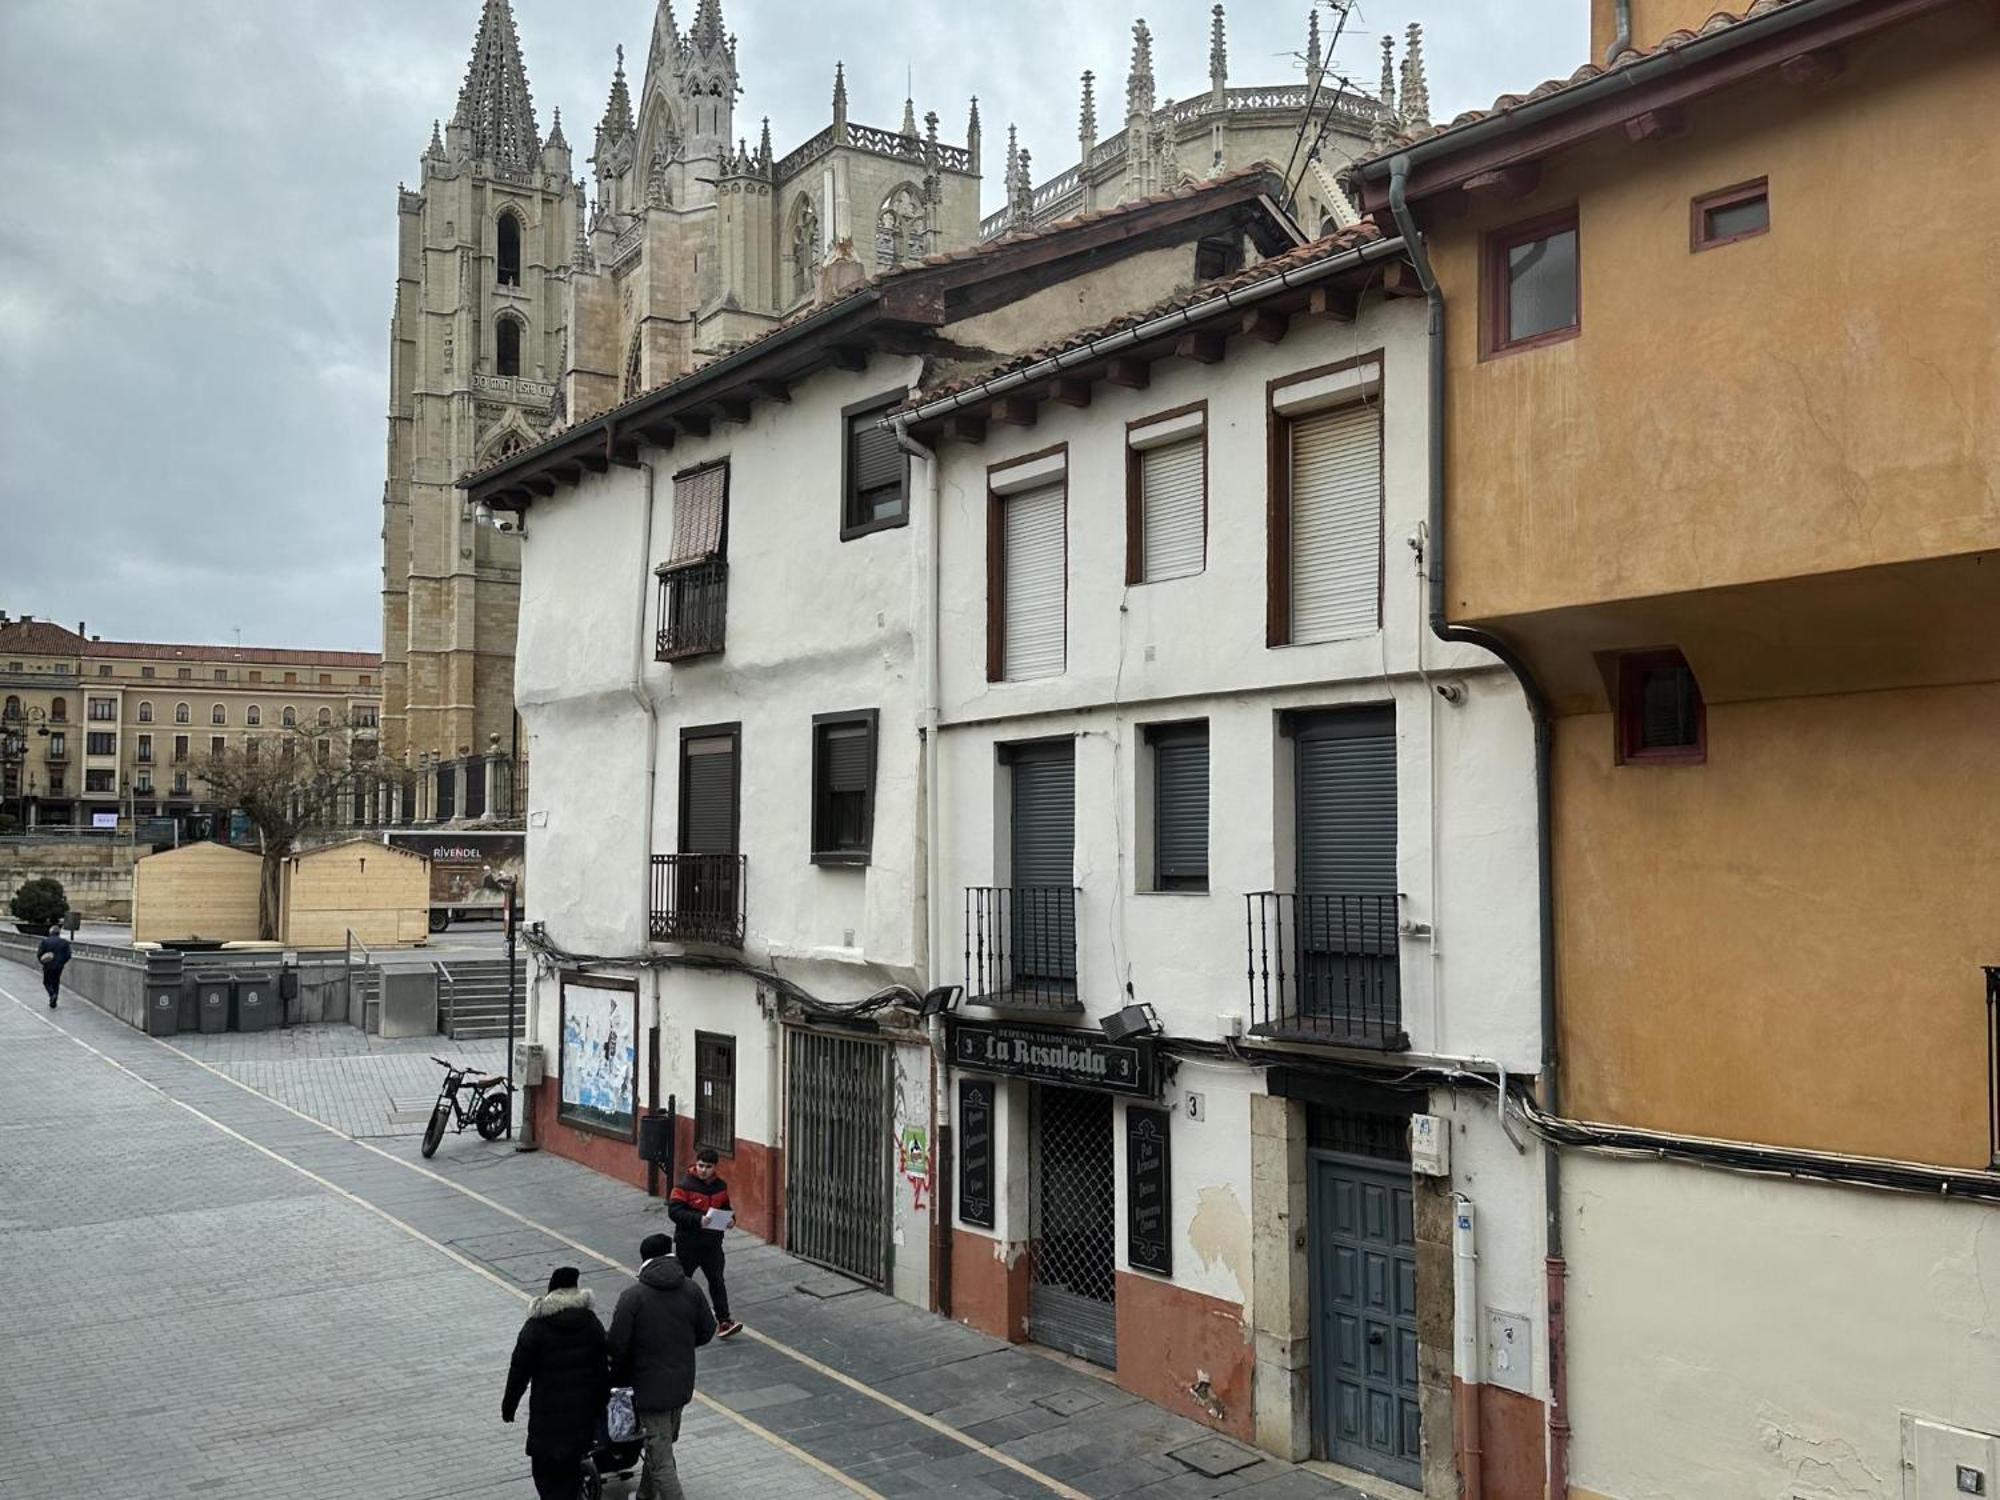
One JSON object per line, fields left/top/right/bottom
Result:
{"left": 668, "top": 1147, "right": 742, "bottom": 1339}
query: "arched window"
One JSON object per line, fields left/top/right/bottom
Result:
{"left": 174, "top": 702, "right": 190, "bottom": 724}
{"left": 2, "top": 695, "right": 18, "bottom": 719}
{"left": 497, "top": 211, "right": 522, "bottom": 287}
{"left": 211, "top": 704, "right": 226, "bottom": 725}
{"left": 137, "top": 701, "right": 153, "bottom": 723}
{"left": 48, "top": 697, "right": 66, "bottom": 722}
{"left": 791, "top": 196, "right": 821, "bottom": 301}
{"left": 246, "top": 705, "right": 261, "bottom": 727}
{"left": 318, "top": 708, "right": 332, "bottom": 727}
{"left": 874, "top": 184, "right": 925, "bottom": 269}
{"left": 282, "top": 706, "right": 297, "bottom": 728}
{"left": 496, "top": 315, "right": 523, "bottom": 377}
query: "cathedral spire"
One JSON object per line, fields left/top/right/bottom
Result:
{"left": 759, "top": 116, "right": 773, "bottom": 167}
{"left": 427, "top": 119, "right": 446, "bottom": 161}
{"left": 1127, "top": 19, "right": 1156, "bottom": 118}
{"left": 690, "top": 0, "right": 727, "bottom": 52}
{"left": 546, "top": 107, "right": 567, "bottom": 153}
{"left": 1079, "top": 71, "right": 1097, "bottom": 151}
{"left": 1306, "top": 8, "right": 1324, "bottom": 90}
{"left": 1400, "top": 22, "right": 1431, "bottom": 130}
{"left": 832, "top": 61, "right": 849, "bottom": 134}
{"left": 454, "top": 0, "right": 541, "bottom": 169}
{"left": 1209, "top": 6, "right": 1228, "bottom": 99}
{"left": 1372, "top": 34, "right": 1397, "bottom": 145}
{"left": 1007, "top": 131, "right": 1034, "bottom": 231}
{"left": 902, "top": 95, "right": 919, "bottom": 138}
{"left": 967, "top": 95, "right": 982, "bottom": 175}
{"left": 600, "top": 45, "right": 635, "bottom": 144}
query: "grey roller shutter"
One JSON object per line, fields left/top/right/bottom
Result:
{"left": 1295, "top": 712, "right": 1395, "bottom": 899}
{"left": 825, "top": 723, "right": 869, "bottom": 792}
{"left": 849, "top": 419, "right": 907, "bottom": 523}
{"left": 1153, "top": 730, "right": 1208, "bottom": 889}
{"left": 1140, "top": 437, "right": 1204, "bottom": 582}
{"left": 1003, "top": 481, "right": 1066, "bottom": 680}
{"left": 682, "top": 734, "right": 738, "bottom": 853}
{"left": 1290, "top": 404, "right": 1380, "bottom": 644}
{"left": 1010, "top": 742, "right": 1076, "bottom": 984}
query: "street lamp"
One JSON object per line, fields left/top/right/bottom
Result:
{"left": 479, "top": 866, "right": 522, "bottom": 1144}
{"left": 0, "top": 705, "right": 49, "bottom": 830}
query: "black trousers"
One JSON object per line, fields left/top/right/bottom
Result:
{"left": 677, "top": 1238, "right": 730, "bottom": 1322}
{"left": 529, "top": 1452, "right": 586, "bottom": 1500}
{"left": 43, "top": 968, "right": 61, "bottom": 1001}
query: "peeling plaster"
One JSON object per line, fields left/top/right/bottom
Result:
{"left": 1188, "top": 1183, "right": 1251, "bottom": 1303}
{"left": 1755, "top": 1408, "right": 1888, "bottom": 1499}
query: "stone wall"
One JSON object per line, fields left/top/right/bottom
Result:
{"left": 0, "top": 837, "right": 136, "bottom": 921}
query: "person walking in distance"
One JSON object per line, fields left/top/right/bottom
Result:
{"left": 501, "top": 1266, "right": 608, "bottom": 1500}
{"left": 669, "top": 1146, "right": 743, "bottom": 1338}
{"left": 608, "top": 1232, "right": 716, "bottom": 1500}
{"left": 35, "top": 927, "right": 71, "bottom": 1009}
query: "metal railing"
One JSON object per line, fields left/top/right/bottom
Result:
{"left": 1245, "top": 892, "right": 1406, "bottom": 1049}
{"left": 965, "top": 885, "right": 1080, "bottom": 1011}
{"left": 1986, "top": 967, "right": 2000, "bottom": 1168}
{"left": 649, "top": 853, "right": 746, "bottom": 947}
{"left": 436, "top": 960, "right": 457, "bottom": 1036}
{"left": 655, "top": 559, "right": 728, "bottom": 661}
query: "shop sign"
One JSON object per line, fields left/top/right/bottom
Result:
{"left": 958, "top": 1080, "right": 995, "bottom": 1229}
{"left": 1126, "top": 1105, "right": 1172, "bottom": 1276}
{"left": 950, "top": 1019, "right": 1160, "bottom": 1097}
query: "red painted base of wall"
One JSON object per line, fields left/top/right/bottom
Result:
{"left": 949, "top": 1228, "right": 1031, "bottom": 1342}
{"left": 526, "top": 1082, "right": 781, "bottom": 1242}
{"left": 1454, "top": 1379, "right": 1547, "bottom": 1500}
{"left": 1114, "top": 1272, "right": 1254, "bottom": 1442}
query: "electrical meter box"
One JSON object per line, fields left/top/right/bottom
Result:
{"left": 1409, "top": 1113, "right": 1450, "bottom": 1176}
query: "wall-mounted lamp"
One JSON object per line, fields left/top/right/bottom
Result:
{"left": 1101, "top": 1002, "right": 1161, "bottom": 1043}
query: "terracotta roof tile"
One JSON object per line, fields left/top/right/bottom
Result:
{"left": 84, "top": 640, "right": 381, "bottom": 668}
{"left": 0, "top": 619, "right": 89, "bottom": 658}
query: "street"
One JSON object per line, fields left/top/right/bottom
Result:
{"left": 0, "top": 956, "right": 1363, "bottom": 1500}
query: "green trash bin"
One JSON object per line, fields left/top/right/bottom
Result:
{"left": 233, "top": 967, "right": 279, "bottom": 1032}
{"left": 143, "top": 952, "right": 183, "bottom": 1038}
{"left": 194, "top": 970, "right": 232, "bottom": 1034}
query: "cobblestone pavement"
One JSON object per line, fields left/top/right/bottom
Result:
{"left": 1, "top": 961, "right": 1368, "bottom": 1500}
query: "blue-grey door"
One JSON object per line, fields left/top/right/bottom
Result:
{"left": 1309, "top": 1150, "right": 1421, "bottom": 1486}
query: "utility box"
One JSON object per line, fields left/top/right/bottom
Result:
{"left": 376, "top": 961, "right": 437, "bottom": 1040}
{"left": 194, "top": 971, "right": 232, "bottom": 1034}
{"left": 515, "top": 1043, "right": 545, "bottom": 1087}
{"left": 1409, "top": 1113, "right": 1451, "bottom": 1176}
{"left": 1904, "top": 1415, "right": 1999, "bottom": 1499}
{"left": 638, "top": 1112, "right": 674, "bottom": 1165}
{"left": 233, "top": 967, "right": 279, "bottom": 1033}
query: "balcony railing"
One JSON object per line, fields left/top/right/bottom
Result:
{"left": 965, "top": 885, "right": 1080, "bottom": 1012}
{"left": 650, "top": 853, "right": 746, "bottom": 947}
{"left": 1245, "top": 892, "right": 1406, "bottom": 1049}
{"left": 655, "top": 559, "right": 728, "bottom": 662}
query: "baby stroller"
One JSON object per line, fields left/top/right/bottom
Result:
{"left": 581, "top": 1388, "right": 644, "bottom": 1499}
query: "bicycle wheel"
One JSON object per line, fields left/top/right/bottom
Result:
{"left": 475, "top": 1091, "right": 511, "bottom": 1141}
{"left": 421, "top": 1100, "right": 449, "bottom": 1158}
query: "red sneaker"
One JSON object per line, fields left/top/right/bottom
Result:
{"left": 717, "top": 1320, "right": 744, "bottom": 1340}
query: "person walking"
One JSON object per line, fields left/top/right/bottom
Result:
{"left": 35, "top": 927, "right": 71, "bottom": 1009}
{"left": 669, "top": 1147, "right": 743, "bottom": 1339}
{"left": 607, "top": 1232, "right": 716, "bottom": 1500}
{"left": 502, "top": 1266, "right": 609, "bottom": 1500}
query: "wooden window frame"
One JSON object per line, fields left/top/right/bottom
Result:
{"left": 810, "top": 708, "right": 878, "bottom": 867}
{"left": 1615, "top": 648, "right": 1706, "bottom": 766}
{"left": 1481, "top": 206, "right": 1581, "bottom": 360}
{"left": 841, "top": 391, "right": 911, "bottom": 540}
{"left": 677, "top": 721, "right": 742, "bottom": 855}
{"left": 1265, "top": 354, "right": 1387, "bottom": 648}
{"left": 985, "top": 442, "right": 1070, "bottom": 683}
{"left": 694, "top": 1030, "right": 737, "bottom": 1155}
{"left": 1125, "top": 401, "right": 1209, "bottom": 587}
{"left": 1691, "top": 177, "right": 1769, "bottom": 253}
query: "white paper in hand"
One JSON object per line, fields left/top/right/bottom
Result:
{"left": 701, "top": 1207, "right": 733, "bottom": 1231}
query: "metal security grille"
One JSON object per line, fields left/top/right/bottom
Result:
{"left": 784, "top": 1028, "right": 891, "bottom": 1286}
{"left": 1029, "top": 1084, "right": 1116, "bottom": 1368}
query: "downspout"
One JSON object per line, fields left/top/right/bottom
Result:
{"left": 629, "top": 456, "right": 664, "bottom": 1189}
{"left": 1387, "top": 155, "right": 1567, "bottom": 1500}
{"left": 1606, "top": 0, "right": 1633, "bottom": 63}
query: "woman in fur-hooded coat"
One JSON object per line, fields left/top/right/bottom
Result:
{"left": 502, "top": 1267, "right": 610, "bottom": 1483}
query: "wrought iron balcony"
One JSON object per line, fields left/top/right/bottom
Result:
{"left": 964, "top": 885, "right": 1080, "bottom": 1012}
{"left": 650, "top": 853, "right": 746, "bottom": 948}
{"left": 1244, "top": 892, "right": 1407, "bottom": 1050}
{"left": 655, "top": 558, "right": 728, "bottom": 662}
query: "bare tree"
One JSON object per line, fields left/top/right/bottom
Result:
{"left": 197, "top": 714, "right": 392, "bottom": 940}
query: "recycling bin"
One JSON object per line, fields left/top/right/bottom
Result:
{"left": 233, "top": 967, "right": 279, "bottom": 1032}
{"left": 143, "top": 952, "right": 184, "bottom": 1038}
{"left": 194, "top": 970, "right": 233, "bottom": 1034}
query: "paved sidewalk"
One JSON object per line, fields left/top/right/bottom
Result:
{"left": 2, "top": 960, "right": 1368, "bottom": 1500}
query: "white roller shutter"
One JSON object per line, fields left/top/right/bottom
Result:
{"left": 1003, "top": 480, "right": 1066, "bottom": 681}
{"left": 1140, "top": 436, "right": 1205, "bottom": 582}
{"left": 1289, "top": 402, "right": 1381, "bottom": 644}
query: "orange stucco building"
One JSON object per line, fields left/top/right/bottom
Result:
{"left": 1357, "top": 1, "right": 2000, "bottom": 1495}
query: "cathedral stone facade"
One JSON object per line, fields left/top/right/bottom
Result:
{"left": 382, "top": 0, "right": 1432, "bottom": 817}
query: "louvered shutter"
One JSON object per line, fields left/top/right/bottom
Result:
{"left": 670, "top": 465, "right": 730, "bottom": 563}
{"left": 825, "top": 723, "right": 870, "bottom": 792}
{"left": 1152, "top": 730, "right": 1209, "bottom": 888}
{"left": 1295, "top": 716, "right": 1396, "bottom": 899}
{"left": 1289, "top": 404, "right": 1380, "bottom": 643}
{"left": 1140, "top": 436, "right": 1205, "bottom": 582}
{"left": 849, "top": 417, "right": 907, "bottom": 525}
{"left": 1002, "top": 481, "right": 1066, "bottom": 681}
{"left": 681, "top": 734, "right": 738, "bottom": 853}
{"left": 1010, "top": 744, "right": 1074, "bottom": 888}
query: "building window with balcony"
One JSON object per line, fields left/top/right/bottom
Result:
{"left": 137, "top": 701, "right": 152, "bottom": 723}
{"left": 1483, "top": 207, "right": 1580, "bottom": 357}
{"left": 842, "top": 392, "right": 909, "bottom": 538}
{"left": 1267, "top": 363, "right": 1382, "bottom": 647}
{"left": 132, "top": 773, "right": 148, "bottom": 794}
{"left": 353, "top": 706, "right": 377, "bottom": 728}
{"left": 246, "top": 705, "right": 260, "bottom": 726}
{"left": 48, "top": 697, "right": 65, "bottom": 722}
{"left": 86, "top": 770, "right": 115, "bottom": 794}
{"left": 88, "top": 697, "right": 115, "bottom": 721}
{"left": 650, "top": 725, "right": 744, "bottom": 946}
{"left": 811, "top": 710, "right": 877, "bottom": 865}
{"left": 1145, "top": 721, "right": 1209, "bottom": 892}
{"left": 987, "top": 448, "right": 1068, "bottom": 683}
{"left": 967, "top": 739, "right": 1078, "bottom": 1009}
{"left": 47, "top": 732, "right": 66, "bottom": 761}
{"left": 174, "top": 702, "right": 189, "bottom": 724}
{"left": 173, "top": 735, "right": 189, "bottom": 763}
{"left": 694, "top": 1032, "right": 736, "bottom": 1154}
{"left": 1127, "top": 405, "right": 1207, "bottom": 585}
{"left": 655, "top": 463, "right": 730, "bottom": 662}
{"left": 135, "top": 734, "right": 151, "bottom": 763}
{"left": 1616, "top": 649, "right": 1705, "bottom": 765}
{"left": 86, "top": 731, "right": 116, "bottom": 756}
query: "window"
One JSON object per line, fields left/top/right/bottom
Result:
{"left": 2, "top": 695, "right": 17, "bottom": 719}
{"left": 211, "top": 703, "right": 226, "bottom": 725}
{"left": 843, "top": 393, "right": 909, "bottom": 536}
{"left": 655, "top": 462, "right": 731, "bottom": 661}
{"left": 811, "top": 710, "right": 878, "bottom": 864}
{"left": 47, "top": 770, "right": 64, "bottom": 794}
{"left": 1267, "top": 361, "right": 1383, "bottom": 647}
{"left": 137, "top": 701, "right": 153, "bottom": 723}
{"left": 246, "top": 705, "right": 260, "bottom": 726}
{"left": 1692, "top": 178, "right": 1769, "bottom": 251}
{"left": 136, "top": 734, "right": 151, "bottom": 763}
{"left": 177, "top": 666, "right": 191, "bottom": 681}
{"left": 354, "top": 706, "right": 378, "bottom": 728}
{"left": 1126, "top": 404, "right": 1207, "bottom": 584}
{"left": 1195, "top": 235, "right": 1245, "bottom": 281}
{"left": 496, "top": 315, "right": 523, "bottom": 377}
{"left": 360, "top": 673, "right": 372, "bottom": 688}
{"left": 986, "top": 448, "right": 1067, "bottom": 682}
{"left": 1616, "top": 649, "right": 1705, "bottom": 764}
{"left": 97, "top": 665, "right": 110, "bottom": 677}
{"left": 132, "top": 773, "right": 147, "bottom": 795}
{"left": 790, "top": 194, "right": 821, "bottom": 301}
{"left": 1146, "top": 722, "right": 1209, "bottom": 892}
{"left": 174, "top": 702, "right": 190, "bottom": 724}
{"left": 694, "top": 1032, "right": 736, "bottom": 1154}
{"left": 1484, "top": 208, "right": 1579, "bottom": 356}
{"left": 141, "top": 665, "right": 154, "bottom": 679}
{"left": 248, "top": 670, "right": 261, "bottom": 684}
{"left": 214, "top": 668, "right": 227, "bottom": 682}
{"left": 874, "top": 183, "right": 924, "bottom": 268}
{"left": 319, "top": 673, "right": 332, "bottom": 686}
{"left": 86, "top": 731, "right": 115, "bottom": 756}
{"left": 282, "top": 707, "right": 297, "bottom": 728}
{"left": 318, "top": 707, "right": 332, "bottom": 727}
{"left": 497, "top": 210, "right": 522, "bottom": 287}
{"left": 171, "top": 771, "right": 188, "bottom": 795}
{"left": 88, "top": 697, "right": 115, "bottom": 721}
{"left": 48, "top": 697, "right": 65, "bottom": 722}
{"left": 245, "top": 739, "right": 259, "bottom": 766}
{"left": 173, "top": 735, "right": 189, "bottom": 763}
{"left": 210, "top": 736, "right": 225, "bottom": 759}
{"left": 86, "top": 769, "right": 116, "bottom": 793}
{"left": 316, "top": 739, "right": 331, "bottom": 766}
{"left": 47, "top": 732, "right": 66, "bottom": 759}
{"left": 284, "top": 671, "right": 297, "bottom": 685}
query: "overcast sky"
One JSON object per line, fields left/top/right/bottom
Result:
{"left": 0, "top": 0, "right": 1582, "bottom": 653}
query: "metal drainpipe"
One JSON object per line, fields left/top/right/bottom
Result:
{"left": 1387, "top": 155, "right": 1568, "bottom": 1500}
{"left": 1607, "top": 0, "right": 1634, "bottom": 63}
{"left": 628, "top": 458, "right": 665, "bottom": 1182}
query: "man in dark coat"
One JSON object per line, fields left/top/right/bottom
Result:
{"left": 502, "top": 1266, "right": 610, "bottom": 1500}
{"left": 607, "top": 1232, "right": 716, "bottom": 1500}
{"left": 35, "top": 928, "right": 71, "bottom": 1009}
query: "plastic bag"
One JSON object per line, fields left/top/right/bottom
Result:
{"left": 606, "top": 1387, "right": 638, "bottom": 1444}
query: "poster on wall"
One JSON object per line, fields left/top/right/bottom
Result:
{"left": 558, "top": 974, "right": 638, "bottom": 1138}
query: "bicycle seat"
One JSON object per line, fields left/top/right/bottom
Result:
{"left": 467, "top": 1074, "right": 506, "bottom": 1089}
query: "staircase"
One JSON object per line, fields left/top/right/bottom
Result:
{"left": 438, "top": 958, "right": 528, "bottom": 1041}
